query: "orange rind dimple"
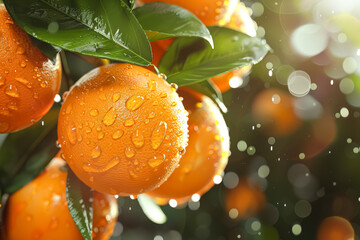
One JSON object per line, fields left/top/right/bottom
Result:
{"left": 57, "top": 63, "right": 189, "bottom": 196}
{"left": 4, "top": 157, "right": 118, "bottom": 240}
{"left": 147, "top": 88, "right": 230, "bottom": 205}
{"left": 0, "top": 5, "right": 61, "bottom": 133}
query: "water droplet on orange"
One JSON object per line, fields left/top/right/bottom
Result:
{"left": 129, "top": 170, "right": 137, "bottom": 179}
{"left": 103, "top": 108, "right": 116, "bottom": 126}
{"left": 91, "top": 146, "right": 101, "bottom": 159}
{"left": 126, "top": 95, "right": 145, "bottom": 111}
{"left": 148, "top": 154, "right": 165, "bottom": 167}
{"left": 90, "top": 109, "right": 99, "bottom": 116}
{"left": 65, "top": 104, "right": 72, "bottom": 114}
{"left": 151, "top": 121, "right": 167, "bottom": 149}
{"left": 170, "top": 83, "right": 178, "bottom": 91}
{"left": 148, "top": 112, "right": 156, "bottom": 119}
{"left": 0, "top": 77, "right": 5, "bottom": 86}
{"left": 98, "top": 132, "right": 105, "bottom": 140}
{"left": 67, "top": 124, "right": 77, "bottom": 145}
{"left": 125, "top": 146, "right": 135, "bottom": 158}
{"left": 152, "top": 101, "right": 159, "bottom": 106}
{"left": 112, "top": 130, "right": 124, "bottom": 139}
{"left": 148, "top": 79, "right": 157, "bottom": 91}
{"left": 112, "top": 92, "right": 121, "bottom": 102}
{"left": 160, "top": 92, "right": 168, "bottom": 98}
{"left": 124, "top": 119, "right": 135, "bottom": 127}
{"left": 132, "top": 130, "right": 144, "bottom": 148}
{"left": 49, "top": 217, "right": 59, "bottom": 230}
{"left": 5, "top": 85, "right": 19, "bottom": 98}
{"left": 16, "top": 46, "right": 25, "bottom": 55}
{"left": 5, "top": 19, "right": 14, "bottom": 24}
{"left": 20, "top": 60, "right": 27, "bottom": 68}
{"left": 82, "top": 157, "right": 120, "bottom": 173}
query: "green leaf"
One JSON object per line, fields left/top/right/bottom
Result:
{"left": 0, "top": 108, "right": 59, "bottom": 194}
{"left": 123, "top": 0, "right": 135, "bottom": 9}
{"left": 3, "top": 0, "right": 152, "bottom": 66}
{"left": 138, "top": 194, "right": 167, "bottom": 224}
{"left": 134, "top": 2, "right": 213, "bottom": 47}
{"left": 66, "top": 168, "right": 93, "bottom": 240}
{"left": 29, "top": 36, "right": 61, "bottom": 64}
{"left": 189, "top": 80, "right": 228, "bottom": 113}
{"left": 159, "top": 26, "right": 270, "bottom": 86}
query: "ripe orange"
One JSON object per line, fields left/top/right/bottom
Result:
{"left": 57, "top": 63, "right": 189, "bottom": 196}
{"left": 209, "top": 2, "right": 257, "bottom": 92}
{"left": 147, "top": 88, "right": 230, "bottom": 205}
{"left": 225, "top": 179, "right": 266, "bottom": 220}
{"left": 4, "top": 157, "right": 118, "bottom": 240}
{"left": 317, "top": 216, "right": 354, "bottom": 240}
{"left": 136, "top": 0, "right": 234, "bottom": 26}
{"left": 252, "top": 88, "right": 301, "bottom": 137}
{"left": 0, "top": 5, "right": 62, "bottom": 133}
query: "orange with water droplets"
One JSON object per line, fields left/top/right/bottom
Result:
{"left": 147, "top": 88, "right": 230, "bottom": 204}
{"left": 225, "top": 179, "right": 266, "bottom": 220}
{"left": 252, "top": 88, "right": 301, "bottom": 137}
{"left": 136, "top": 0, "right": 234, "bottom": 26}
{"left": 317, "top": 216, "right": 354, "bottom": 240}
{"left": 4, "top": 157, "right": 118, "bottom": 240}
{"left": 0, "top": 5, "right": 61, "bottom": 133}
{"left": 57, "top": 63, "right": 188, "bottom": 196}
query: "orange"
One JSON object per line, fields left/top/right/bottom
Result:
{"left": 0, "top": 5, "right": 62, "bottom": 133}
{"left": 4, "top": 157, "right": 118, "bottom": 240}
{"left": 225, "top": 179, "right": 266, "bottom": 220}
{"left": 209, "top": 2, "right": 257, "bottom": 92}
{"left": 317, "top": 216, "right": 354, "bottom": 240}
{"left": 252, "top": 88, "right": 301, "bottom": 137}
{"left": 147, "top": 88, "right": 230, "bottom": 205}
{"left": 57, "top": 63, "right": 188, "bottom": 196}
{"left": 136, "top": 0, "right": 234, "bottom": 26}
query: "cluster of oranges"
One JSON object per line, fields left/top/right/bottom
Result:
{"left": 0, "top": 0, "right": 260, "bottom": 239}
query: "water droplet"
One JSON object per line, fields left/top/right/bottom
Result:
{"left": 112, "top": 93, "right": 121, "bottom": 102}
{"left": 112, "top": 130, "right": 124, "bottom": 140}
{"left": 160, "top": 92, "right": 168, "bottom": 98}
{"left": 56, "top": 140, "right": 61, "bottom": 148}
{"left": 5, "top": 85, "right": 19, "bottom": 98}
{"left": 144, "top": 119, "right": 150, "bottom": 124}
{"left": 90, "top": 109, "right": 99, "bottom": 116}
{"left": 33, "top": 92, "right": 39, "bottom": 99}
{"left": 148, "top": 112, "right": 155, "bottom": 119}
{"left": 65, "top": 104, "right": 72, "bottom": 114}
{"left": 91, "top": 146, "right": 101, "bottom": 159}
{"left": 151, "top": 121, "right": 167, "bottom": 149}
{"left": 16, "top": 46, "right": 25, "bottom": 55}
{"left": 126, "top": 95, "right": 145, "bottom": 111}
{"left": 125, "top": 146, "right": 135, "bottom": 158}
{"left": 103, "top": 108, "right": 116, "bottom": 126}
{"left": 0, "top": 77, "right": 5, "bottom": 86}
{"left": 124, "top": 119, "right": 135, "bottom": 127}
{"left": 152, "top": 101, "right": 159, "bottom": 106}
{"left": 148, "top": 80, "right": 157, "bottom": 91}
{"left": 20, "top": 60, "right": 27, "bottom": 68}
{"left": 148, "top": 154, "right": 165, "bottom": 167}
{"left": 5, "top": 19, "right": 14, "bottom": 24}
{"left": 0, "top": 108, "right": 10, "bottom": 116}
{"left": 179, "top": 148, "right": 186, "bottom": 155}
{"left": 67, "top": 124, "right": 77, "bottom": 145}
{"left": 7, "top": 103, "right": 18, "bottom": 111}
{"left": 98, "top": 132, "right": 105, "bottom": 140}
{"left": 82, "top": 157, "right": 120, "bottom": 173}
{"left": 129, "top": 170, "right": 137, "bottom": 179}
{"left": 132, "top": 130, "right": 144, "bottom": 148}
{"left": 170, "top": 83, "right": 178, "bottom": 91}
{"left": 40, "top": 82, "right": 47, "bottom": 88}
